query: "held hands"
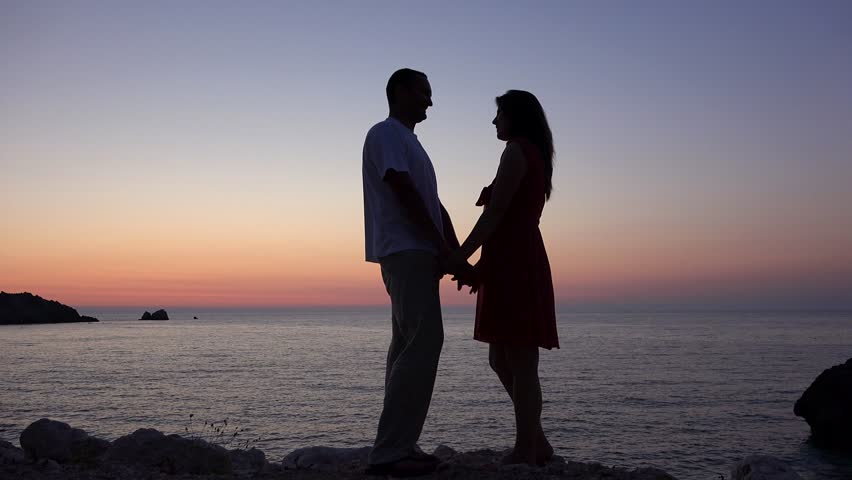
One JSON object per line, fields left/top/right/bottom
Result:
{"left": 443, "top": 250, "right": 480, "bottom": 294}
{"left": 452, "top": 266, "right": 479, "bottom": 294}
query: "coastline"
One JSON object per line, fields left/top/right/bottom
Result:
{"left": 1, "top": 419, "right": 811, "bottom": 480}
{"left": 1, "top": 419, "right": 681, "bottom": 480}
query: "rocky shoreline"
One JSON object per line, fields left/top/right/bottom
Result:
{"left": 0, "top": 292, "right": 98, "bottom": 325}
{"left": 1, "top": 419, "right": 808, "bottom": 480}
{"left": 794, "top": 357, "right": 852, "bottom": 449}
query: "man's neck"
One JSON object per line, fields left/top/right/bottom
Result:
{"left": 389, "top": 111, "right": 416, "bottom": 131}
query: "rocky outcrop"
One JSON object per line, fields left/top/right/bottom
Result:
{"left": 4, "top": 419, "right": 271, "bottom": 479}
{"left": 5, "top": 418, "right": 683, "bottom": 479}
{"left": 229, "top": 447, "right": 267, "bottom": 475}
{"left": 282, "top": 445, "right": 677, "bottom": 479}
{"left": 0, "top": 292, "right": 99, "bottom": 325}
{"left": 0, "top": 440, "right": 26, "bottom": 465}
{"left": 19, "top": 419, "right": 109, "bottom": 464}
{"left": 794, "top": 358, "right": 852, "bottom": 448}
{"left": 731, "top": 456, "right": 802, "bottom": 480}
{"left": 105, "top": 428, "right": 231, "bottom": 474}
{"left": 140, "top": 309, "right": 169, "bottom": 320}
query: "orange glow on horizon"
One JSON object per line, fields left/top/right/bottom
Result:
{"left": 3, "top": 194, "right": 850, "bottom": 309}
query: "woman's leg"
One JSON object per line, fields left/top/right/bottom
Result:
{"left": 489, "top": 344, "right": 514, "bottom": 398}
{"left": 491, "top": 343, "right": 553, "bottom": 464}
{"left": 503, "top": 346, "right": 542, "bottom": 465}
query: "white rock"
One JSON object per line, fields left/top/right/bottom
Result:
{"left": 281, "top": 446, "right": 371, "bottom": 470}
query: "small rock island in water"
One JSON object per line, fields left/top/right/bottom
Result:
{"left": 140, "top": 309, "right": 169, "bottom": 321}
{"left": 0, "top": 292, "right": 98, "bottom": 325}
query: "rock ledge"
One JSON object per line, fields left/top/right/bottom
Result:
{"left": 2, "top": 418, "right": 683, "bottom": 479}
{"left": 0, "top": 292, "right": 99, "bottom": 325}
{"left": 794, "top": 358, "right": 852, "bottom": 448}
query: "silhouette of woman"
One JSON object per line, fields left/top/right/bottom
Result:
{"left": 451, "top": 90, "right": 559, "bottom": 465}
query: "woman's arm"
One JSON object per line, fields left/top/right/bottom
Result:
{"left": 453, "top": 142, "right": 527, "bottom": 261}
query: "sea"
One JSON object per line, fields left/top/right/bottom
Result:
{"left": 1, "top": 308, "right": 851, "bottom": 480}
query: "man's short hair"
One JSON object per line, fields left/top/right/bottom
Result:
{"left": 386, "top": 68, "right": 427, "bottom": 105}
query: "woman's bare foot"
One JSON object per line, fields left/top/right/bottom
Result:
{"left": 536, "top": 431, "right": 554, "bottom": 464}
{"left": 536, "top": 442, "right": 554, "bottom": 465}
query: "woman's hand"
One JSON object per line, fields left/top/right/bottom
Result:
{"left": 446, "top": 249, "right": 467, "bottom": 270}
{"left": 450, "top": 259, "right": 480, "bottom": 294}
{"left": 476, "top": 184, "right": 493, "bottom": 207}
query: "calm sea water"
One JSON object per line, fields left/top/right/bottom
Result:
{"left": 1, "top": 309, "right": 851, "bottom": 479}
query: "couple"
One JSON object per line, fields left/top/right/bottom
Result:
{"left": 362, "top": 68, "right": 559, "bottom": 477}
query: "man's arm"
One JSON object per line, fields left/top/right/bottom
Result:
{"left": 384, "top": 169, "right": 449, "bottom": 255}
{"left": 440, "top": 203, "right": 473, "bottom": 277}
{"left": 440, "top": 204, "right": 461, "bottom": 250}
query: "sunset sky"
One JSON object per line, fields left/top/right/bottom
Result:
{"left": 2, "top": 1, "right": 851, "bottom": 310}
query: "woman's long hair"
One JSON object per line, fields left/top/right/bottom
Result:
{"left": 495, "top": 90, "right": 554, "bottom": 200}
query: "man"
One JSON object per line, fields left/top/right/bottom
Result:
{"left": 361, "top": 68, "right": 462, "bottom": 476}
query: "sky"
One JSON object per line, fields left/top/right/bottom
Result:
{"left": 2, "top": 1, "right": 851, "bottom": 310}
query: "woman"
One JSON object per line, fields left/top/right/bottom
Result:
{"left": 450, "top": 90, "right": 559, "bottom": 465}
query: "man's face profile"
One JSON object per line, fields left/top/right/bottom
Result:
{"left": 397, "top": 76, "right": 433, "bottom": 123}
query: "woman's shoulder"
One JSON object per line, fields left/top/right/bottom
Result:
{"left": 497, "top": 141, "right": 529, "bottom": 180}
{"left": 507, "top": 138, "right": 543, "bottom": 161}
{"left": 502, "top": 139, "right": 527, "bottom": 157}
{"left": 502, "top": 140, "right": 535, "bottom": 168}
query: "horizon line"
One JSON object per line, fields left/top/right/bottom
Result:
{"left": 75, "top": 304, "right": 852, "bottom": 314}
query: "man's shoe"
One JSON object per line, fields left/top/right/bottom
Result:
{"left": 365, "top": 456, "right": 438, "bottom": 477}
{"left": 411, "top": 451, "right": 439, "bottom": 463}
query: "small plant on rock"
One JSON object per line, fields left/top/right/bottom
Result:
{"left": 183, "top": 413, "right": 262, "bottom": 451}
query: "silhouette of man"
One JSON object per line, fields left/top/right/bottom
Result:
{"left": 361, "top": 68, "right": 462, "bottom": 476}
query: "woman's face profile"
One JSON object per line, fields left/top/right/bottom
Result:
{"left": 492, "top": 108, "right": 510, "bottom": 141}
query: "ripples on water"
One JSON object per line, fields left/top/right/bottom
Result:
{"left": 1, "top": 309, "right": 851, "bottom": 479}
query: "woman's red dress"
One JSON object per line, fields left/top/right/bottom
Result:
{"left": 473, "top": 139, "right": 559, "bottom": 349}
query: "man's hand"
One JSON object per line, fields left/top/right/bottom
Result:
{"left": 451, "top": 263, "right": 479, "bottom": 294}
{"left": 443, "top": 250, "right": 468, "bottom": 275}
{"left": 435, "top": 243, "right": 453, "bottom": 279}
{"left": 445, "top": 250, "right": 479, "bottom": 294}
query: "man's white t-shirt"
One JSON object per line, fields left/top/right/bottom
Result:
{"left": 362, "top": 117, "right": 444, "bottom": 263}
